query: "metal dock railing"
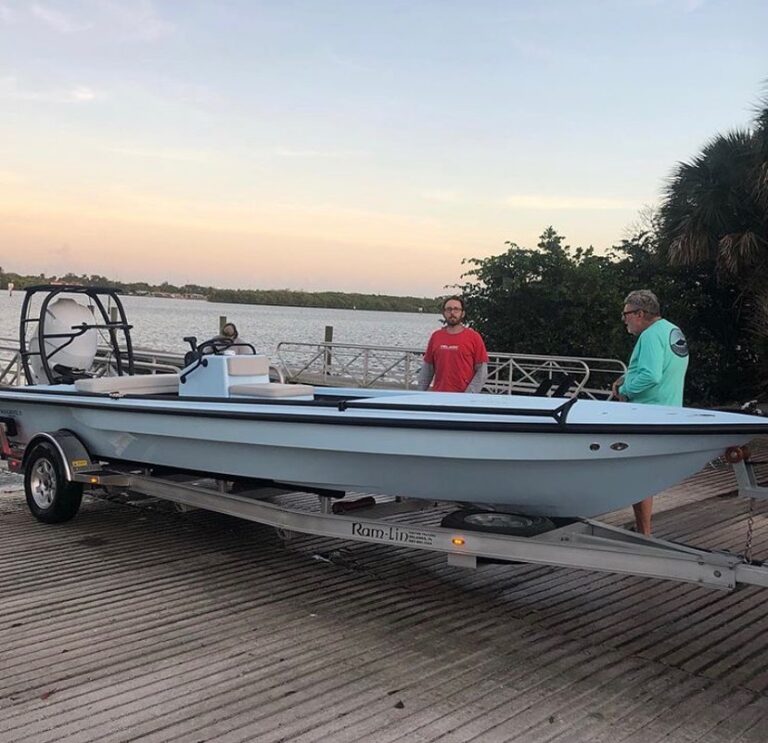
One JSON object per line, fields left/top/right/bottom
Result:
{"left": 1, "top": 335, "right": 625, "bottom": 398}
{"left": 0, "top": 337, "right": 183, "bottom": 386}
{"left": 276, "top": 341, "right": 625, "bottom": 399}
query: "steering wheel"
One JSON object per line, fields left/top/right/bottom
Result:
{"left": 196, "top": 336, "right": 234, "bottom": 356}
{"left": 182, "top": 335, "right": 234, "bottom": 368}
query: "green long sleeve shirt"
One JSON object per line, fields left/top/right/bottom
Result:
{"left": 619, "top": 318, "right": 689, "bottom": 406}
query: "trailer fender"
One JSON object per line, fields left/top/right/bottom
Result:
{"left": 22, "top": 430, "right": 97, "bottom": 482}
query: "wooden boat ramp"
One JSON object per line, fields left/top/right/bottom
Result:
{"left": 1, "top": 452, "right": 767, "bottom": 742}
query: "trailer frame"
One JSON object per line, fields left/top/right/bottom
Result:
{"left": 2, "top": 423, "right": 767, "bottom": 592}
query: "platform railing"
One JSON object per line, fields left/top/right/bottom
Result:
{"left": 2, "top": 335, "right": 624, "bottom": 398}
{"left": 91, "top": 347, "right": 184, "bottom": 377}
{"left": 276, "top": 341, "right": 625, "bottom": 399}
{"left": 0, "top": 337, "right": 183, "bottom": 386}
{"left": 0, "top": 339, "right": 24, "bottom": 386}
{"left": 0, "top": 338, "right": 285, "bottom": 386}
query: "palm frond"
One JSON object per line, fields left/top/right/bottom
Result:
{"left": 746, "top": 286, "right": 768, "bottom": 340}
{"left": 660, "top": 129, "right": 766, "bottom": 268}
{"left": 718, "top": 231, "right": 766, "bottom": 274}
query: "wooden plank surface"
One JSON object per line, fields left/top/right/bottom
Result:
{"left": 1, "top": 450, "right": 767, "bottom": 742}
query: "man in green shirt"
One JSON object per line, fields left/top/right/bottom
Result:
{"left": 611, "top": 289, "right": 689, "bottom": 535}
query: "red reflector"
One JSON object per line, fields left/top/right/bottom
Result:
{"left": 0, "top": 425, "right": 12, "bottom": 460}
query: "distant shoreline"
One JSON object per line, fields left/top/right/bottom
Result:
{"left": 0, "top": 272, "right": 442, "bottom": 314}
{"left": 126, "top": 292, "right": 434, "bottom": 315}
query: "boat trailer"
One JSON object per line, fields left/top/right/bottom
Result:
{"left": 2, "top": 423, "right": 767, "bottom": 592}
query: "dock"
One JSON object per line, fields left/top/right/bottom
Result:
{"left": 1, "top": 457, "right": 767, "bottom": 741}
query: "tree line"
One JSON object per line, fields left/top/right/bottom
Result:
{"left": 458, "top": 226, "right": 756, "bottom": 406}
{"left": 0, "top": 271, "right": 440, "bottom": 314}
{"left": 207, "top": 288, "right": 438, "bottom": 313}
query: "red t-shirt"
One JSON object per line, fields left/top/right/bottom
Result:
{"left": 423, "top": 327, "right": 489, "bottom": 392}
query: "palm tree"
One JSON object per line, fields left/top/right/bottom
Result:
{"left": 659, "top": 95, "right": 768, "bottom": 340}
{"left": 660, "top": 131, "right": 766, "bottom": 274}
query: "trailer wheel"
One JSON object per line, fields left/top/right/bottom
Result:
{"left": 24, "top": 442, "right": 83, "bottom": 523}
{"left": 441, "top": 509, "right": 554, "bottom": 537}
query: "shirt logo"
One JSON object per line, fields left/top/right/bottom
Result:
{"left": 669, "top": 328, "right": 689, "bottom": 358}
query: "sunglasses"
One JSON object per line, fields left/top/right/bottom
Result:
{"left": 621, "top": 309, "right": 642, "bottom": 319}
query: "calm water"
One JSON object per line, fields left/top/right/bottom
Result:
{"left": 0, "top": 291, "right": 440, "bottom": 355}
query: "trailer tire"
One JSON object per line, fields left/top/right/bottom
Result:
{"left": 24, "top": 442, "right": 83, "bottom": 523}
{"left": 441, "top": 509, "right": 554, "bottom": 537}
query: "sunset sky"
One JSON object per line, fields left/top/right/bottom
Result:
{"left": 1, "top": 0, "right": 766, "bottom": 296}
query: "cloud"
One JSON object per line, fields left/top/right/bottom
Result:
{"left": 419, "top": 189, "right": 463, "bottom": 204}
{"left": 101, "top": 145, "right": 214, "bottom": 164}
{"left": 631, "top": 0, "right": 708, "bottom": 11}
{"left": 95, "top": 0, "right": 173, "bottom": 41}
{"left": 27, "top": 1, "right": 172, "bottom": 40}
{"left": 0, "top": 169, "right": 24, "bottom": 184}
{"left": 325, "top": 47, "right": 379, "bottom": 74}
{"left": 0, "top": 74, "right": 17, "bottom": 93}
{"left": 31, "top": 3, "right": 90, "bottom": 33}
{"left": 69, "top": 85, "right": 97, "bottom": 101}
{"left": 272, "top": 147, "right": 364, "bottom": 159}
{"left": 169, "top": 82, "right": 218, "bottom": 107}
{"left": 504, "top": 194, "right": 638, "bottom": 211}
{"left": 0, "top": 75, "right": 99, "bottom": 103}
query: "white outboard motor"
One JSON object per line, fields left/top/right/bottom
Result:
{"left": 29, "top": 298, "right": 99, "bottom": 383}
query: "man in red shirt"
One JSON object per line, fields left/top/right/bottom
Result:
{"left": 417, "top": 296, "right": 489, "bottom": 393}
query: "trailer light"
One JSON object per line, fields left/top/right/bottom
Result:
{"left": 451, "top": 537, "right": 465, "bottom": 546}
{"left": 89, "top": 476, "right": 100, "bottom": 484}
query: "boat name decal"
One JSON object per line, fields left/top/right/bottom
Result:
{"left": 0, "top": 408, "right": 22, "bottom": 417}
{"left": 350, "top": 522, "right": 436, "bottom": 547}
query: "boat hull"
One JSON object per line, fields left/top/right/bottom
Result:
{"left": 0, "top": 390, "right": 755, "bottom": 517}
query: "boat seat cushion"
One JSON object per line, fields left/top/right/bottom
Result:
{"left": 75, "top": 374, "right": 180, "bottom": 395}
{"left": 227, "top": 356, "right": 270, "bottom": 376}
{"left": 229, "top": 383, "right": 314, "bottom": 398}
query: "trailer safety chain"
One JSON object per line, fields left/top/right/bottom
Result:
{"left": 744, "top": 497, "right": 756, "bottom": 563}
{"left": 722, "top": 445, "right": 761, "bottom": 564}
{"left": 706, "top": 456, "right": 728, "bottom": 471}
